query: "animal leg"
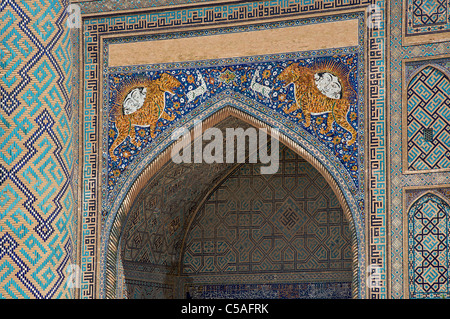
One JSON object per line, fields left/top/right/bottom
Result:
{"left": 303, "top": 111, "right": 312, "bottom": 128}
{"left": 161, "top": 110, "right": 175, "bottom": 121}
{"left": 149, "top": 124, "right": 157, "bottom": 139}
{"left": 129, "top": 125, "right": 142, "bottom": 148}
{"left": 110, "top": 121, "right": 129, "bottom": 162}
{"left": 333, "top": 103, "right": 357, "bottom": 146}
{"left": 320, "top": 115, "right": 334, "bottom": 134}
{"left": 283, "top": 103, "right": 299, "bottom": 114}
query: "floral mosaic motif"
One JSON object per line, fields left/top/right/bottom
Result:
{"left": 120, "top": 146, "right": 353, "bottom": 297}
{"left": 107, "top": 53, "right": 360, "bottom": 195}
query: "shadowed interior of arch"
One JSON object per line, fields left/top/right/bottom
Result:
{"left": 116, "top": 116, "right": 355, "bottom": 299}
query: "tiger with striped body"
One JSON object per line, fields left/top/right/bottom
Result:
{"left": 277, "top": 63, "right": 356, "bottom": 146}
{"left": 109, "top": 73, "right": 181, "bottom": 162}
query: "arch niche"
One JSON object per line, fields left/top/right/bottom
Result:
{"left": 405, "top": 64, "right": 450, "bottom": 172}
{"left": 103, "top": 103, "right": 364, "bottom": 299}
{"left": 407, "top": 191, "right": 450, "bottom": 298}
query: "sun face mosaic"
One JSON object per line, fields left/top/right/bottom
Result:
{"left": 105, "top": 52, "right": 362, "bottom": 205}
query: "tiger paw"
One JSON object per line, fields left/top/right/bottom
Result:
{"left": 110, "top": 153, "right": 118, "bottom": 162}
{"left": 130, "top": 137, "right": 142, "bottom": 148}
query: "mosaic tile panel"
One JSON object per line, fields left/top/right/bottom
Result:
{"left": 77, "top": 0, "right": 372, "bottom": 15}
{"left": 405, "top": 58, "right": 450, "bottom": 82}
{"left": 406, "top": 187, "right": 450, "bottom": 209}
{"left": 406, "top": 0, "right": 450, "bottom": 35}
{"left": 406, "top": 65, "right": 450, "bottom": 171}
{"left": 186, "top": 282, "right": 352, "bottom": 299}
{"left": 75, "top": 0, "right": 388, "bottom": 299}
{"left": 366, "top": 0, "right": 387, "bottom": 299}
{"left": 106, "top": 52, "right": 362, "bottom": 201}
{"left": 390, "top": 0, "right": 450, "bottom": 298}
{"left": 408, "top": 193, "right": 450, "bottom": 298}
{"left": 0, "top": 0, "right": 76, "bottom": 298}
{"left": 182, "top": 147, "right": 353, "bottom": 277}
{"left": 96, "top": 11, "right": 363, "bottom": 298}
{"left": 120, "top": 146, "right": 352, "bottom": 298}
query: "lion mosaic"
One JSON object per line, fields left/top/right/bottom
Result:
{"left": 109, "top": 73, "right": 181, "bottom": 162}
{"left": 277, "top": 63, "right": 357, "bottom": 146}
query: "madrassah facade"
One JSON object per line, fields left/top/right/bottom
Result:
{"left": 0, "top": 0, "right": 449, "bottom": 300}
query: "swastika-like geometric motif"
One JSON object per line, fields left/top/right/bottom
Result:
{"left": 271, "top": 198, "right": 306, "bottom": 238}
{"left": 407, "top": 66, "right": 450, "bottom": 171}
{"left": 280, "top": 208, "right": 300, "bottom": 230}
{"left": 0, "top": 0, "right": 75, "bottom": 299}
{"left": 408, "top": 193, "right": 450, "bottom": 298}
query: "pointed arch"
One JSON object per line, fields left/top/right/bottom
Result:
{"left": 407, "top": 64, "right": 450, "bottom": 87}
{"left": 101, "top": 101, "right": 365, "bottom": 299}
{"left": 407, "top": 191, "right": 450, "bottom": 298}
{"left": 404, "top": 64, "right": 450, "bottom": 172}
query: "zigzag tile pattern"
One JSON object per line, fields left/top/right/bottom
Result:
{"left": 0, "top": 0, "right": 75, "bottom": 298}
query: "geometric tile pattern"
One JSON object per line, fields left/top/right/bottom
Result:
{"left": 186, "top": 282, "right": 352, "bottom": 299}
{"left": 77, "top": 0, "right": 372, "bottom": 15}
{"left": 120, "top": 118, "right": 248, "bottom": 272}
{"left": 407, "top": 66, "right": 450, "bottom": 171}
{"left": 412, "top": 0, "right": 447, "bottom": 26}
{"left": 366, "top": 0, "right": 388, "bottom": 299}
{"left": 406, "top": 0, "right": 450, "bottom": 35}
{"left": 408, "top": 193, "right": 450, "bottom": 298}
{"left": 182, "top": 147, "right": 352, "bottom": 280}
{"left": 389, "top": 0, "right": 450, "bottom": 298}
{"left": 75, "top": 0, "right": 384, "bottom": 299}
{"left": 120, "top": 146, "right": 353, "bottom": 298}
{"left": 125, "top": 280, "right": 173, "bottom": 299}
{"left": 6, "top": 0, "right": 449, "bottom": 300}
{"left": 0, "top": 0, "right": 75, "bottom": 299}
